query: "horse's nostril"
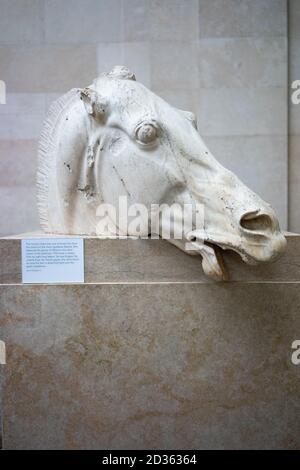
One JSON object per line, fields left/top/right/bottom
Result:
{"left": 240, "top": 211, "right": 274, "bottom": 233}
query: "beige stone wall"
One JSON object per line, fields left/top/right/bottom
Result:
{"left": 0, "top": 0, "right": 289, "bottom": 235}
{"left": 289, "top": 0, "right": 300, "bottom": 232}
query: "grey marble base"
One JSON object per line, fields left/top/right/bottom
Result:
{"left": 0, "top": 234, "right": 300, "bottom": 449}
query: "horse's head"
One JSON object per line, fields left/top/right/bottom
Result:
{"left": 38, "top": 66, "right": 286, "bottom": 280}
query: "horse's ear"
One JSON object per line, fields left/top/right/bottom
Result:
{"left": 79, "top": 88, "right": 107, "bottom": 119}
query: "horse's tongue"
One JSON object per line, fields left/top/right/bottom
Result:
{"left": 201, "top": 243, "right": 229, "bottom": 281}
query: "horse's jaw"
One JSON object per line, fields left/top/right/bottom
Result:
{"left": 178, "top": 208, "right": 286, "bottom": 282}
{"left": 177, "top": 226, "right": 286, "bottom": 281}
{"left": 195, "top": 242, "right": 229, "bottom": 281}
{"left": 167, "top": 237, "right": 228, "bottom": 281}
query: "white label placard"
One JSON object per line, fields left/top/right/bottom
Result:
{"left": 22, "top": 238, "right": 84, "bottom": 284}
{"left": 0, "top": 340, "right": 6, "bottom": 365}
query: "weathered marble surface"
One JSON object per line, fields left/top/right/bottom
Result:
{"left": 1, "top": 283, "right": 300, "bottom": 450}
{"left": 36, "top": 65, "right": 286, "bottom": 282}
{"left": 0, "top": 234, "right": 300, "bottom": 449}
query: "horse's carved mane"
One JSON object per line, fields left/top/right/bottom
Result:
{"left": 36, "top": 88, "right": 79, "bottom": 231}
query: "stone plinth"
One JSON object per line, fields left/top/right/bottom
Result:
{"left": 0, "top": 233, "right": 300, "bottom": 449}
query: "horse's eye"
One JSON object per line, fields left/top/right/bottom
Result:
{"left": 135, "top": 123, "right": 158, "bottom": 145}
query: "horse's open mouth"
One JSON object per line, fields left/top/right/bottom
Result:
{"left": 200, "top": 242, "right": 229, "bottom": 281}
{"left": 187, "top": 235, "right": 260, "bottom": 281}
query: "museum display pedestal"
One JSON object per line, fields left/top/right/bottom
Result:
{"left": 0, "top": 233, "right": 300, "bottom": 449}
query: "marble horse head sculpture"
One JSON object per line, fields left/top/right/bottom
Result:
{"left": 37, "top": 66, "right": 286, "bottom": 280}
